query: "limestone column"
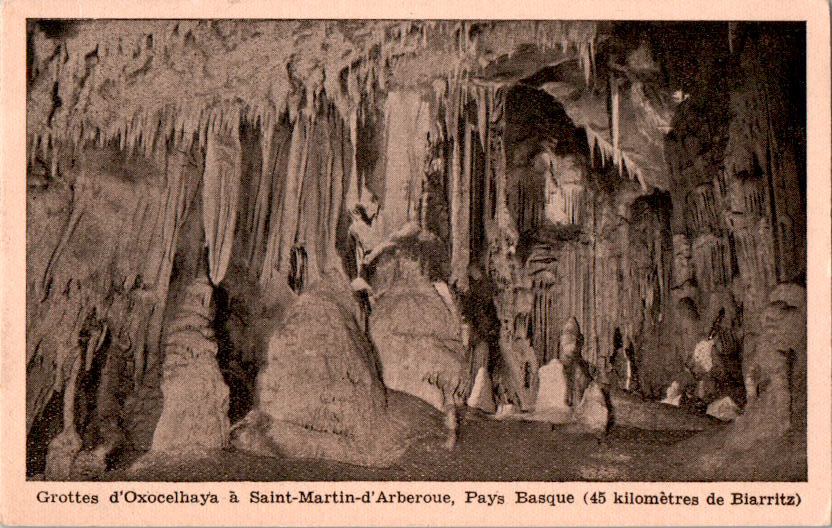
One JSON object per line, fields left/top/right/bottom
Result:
{"left": 150, "top": 268, "right": 230, "bottom": 453}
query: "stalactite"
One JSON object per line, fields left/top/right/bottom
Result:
{"left": 317, "top": 117, "right": 335, "bottom": 278}
{"left": 280, "top": 111, "right": 314, "bottom": 281}
{"left": 413, "top": 100, "right": 433, "bottom": 223}
{"left": 476, "top": 86, "right": 488, "bottom": 151}
{"left": 692, "top": 233, "right": 731, "bottom": 296}
{"left": 728, "top": 22, "right": 736, "bottom": 54}
{"left": 611, "top": 76, "right": 620, "bottom": 153}
{"left": 579, "top": 42, "right": 593, "bottom": 87}
{"left": 247, "top": 116, "right": 281, "bottom": 274}
{"left": 449, "top": 108, "right": 473, "bottom": 284}
{"left": 448, "top": 86, "right": 466, "bottom": 290}
{"left": 379, "top": 91, "right": 432, "bottom": 236}
{"left": 585, "top": 125, "right": 647, "bottom": 190}
{"left": 259, "top": 115, "right": 302, "bottom": 293}
{"left": 345, "top": 107, "right": 360, "bottom": 211}
{"left": 325, "top": 115, "right": 346, "bottom": 276}
{"left": 296, "top": 113, "right": 327, "bottom": 288}
{"left": 461, "top": 119, "right": 472, "bottom": 270}
{"left": 140, "top": 148, "right": 193, "bottom": 385}
{"left": 135, "top": 184, "right": 164, "bottom": 287}
{"left": 259, "top": 108, "right": 306, "bottom": 294}
{"left": 244, "top": 119, "right": 269, "bottom": 238}
{"left": 202, "top": 110, "right": 243, "bottom": 286}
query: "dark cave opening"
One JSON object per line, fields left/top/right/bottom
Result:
{"left": 213, "top": 285, "right": 258, "bottom": 426}
{"left": 26, "top": 391, "right": 62, "bottom": 477}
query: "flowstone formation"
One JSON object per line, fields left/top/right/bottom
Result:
{"left": 232, "top": 282, "right": 417, "bottom": 466}
{"left": 150, "top": 274, "right": 230, "bottom": 453}
{"left": 25, "top": 20, "right": 806, "bottom": 480}
{"left": 368, "top": 238, "right": 469, "bottom": 449}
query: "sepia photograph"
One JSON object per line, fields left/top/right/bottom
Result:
{"left": 21, "top": 18, "right": 811, "bottom": 484}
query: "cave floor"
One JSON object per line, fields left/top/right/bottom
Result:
{"left": 103, "top": 409, "right": 806, "bottom": 482}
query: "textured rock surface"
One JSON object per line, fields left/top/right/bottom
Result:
{"left": 535, "top": 359, "right": 569, "bottom": 412}
{"left": 467, "top": 367, "right": 496, "bottom": 413}
{"left": 660, "top": 381, "right": 683, "bottom": 406}
{"left": 26, "top": 147, "right": 200, "bottom": 474}
{"left": 573, "top": 382, "right": 610, "bottom": 439}
{"left": 707, "top": 396, "right": 740, "bottom": 422}
{"left": 739, "top": 284, "right": 806, "bottom": 436}
{"left": 44, "top": 430, "right": 82, "bottom": 481}
{"left": 150, "top": 276, "right": 230, "bottom": 452}
{"left": 369, "top": 258, "right": 468, "bottom": 413}
{"left": 234, "top": 283, "right": 415, "bottom": 467}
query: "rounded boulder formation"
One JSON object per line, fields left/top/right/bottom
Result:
{"left": 232, "top": 284, "right": 415, "bottom": 467}
{"left": 369, "top": 259, "right": 468, "bottom": 413}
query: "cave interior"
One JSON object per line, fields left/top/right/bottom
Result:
{"left": 25, "top": 20, "right": 807, "bottom": 481}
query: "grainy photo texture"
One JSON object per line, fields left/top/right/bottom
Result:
{"left": 25, "top": 20, "right": 807, "bottom": 482}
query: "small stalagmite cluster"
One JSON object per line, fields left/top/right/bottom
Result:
{"left": 25, "top": 20, "right": 806, "bottom": 480}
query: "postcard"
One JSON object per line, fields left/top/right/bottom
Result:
{"left": 1, "top": 0, "right": 830, "bottom": 525}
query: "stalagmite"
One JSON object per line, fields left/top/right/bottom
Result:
{"left": 467, "top": 367, "right": 497, "bottom": 413}
{"left": 148, "top": 271, "right": 230, "bottom": 454}
{"left": 706, "top": 396, "right": 740, "bottom": 421}
{"left": 234, "top": 281, "right": 421, "bottom": 466}
{"left": 202, "top": 113, "right": 243, "bottom": 286}
{"left": 573, "top": 381, "right": 610, "bottom": 441}
{"left": 369, "top": 255, "right": 468, "bottom": 449}
{"left": 535, "top": 358, "right": 570, "bottom": 416}
{"left": 660, "top": 380, "right": 683, "bottom": 406}
{"left": 44, "top": 349, "right": 83, "bottom": 480}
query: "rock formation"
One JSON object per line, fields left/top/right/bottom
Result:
{"left": 467, "top": 367, "right": 497, "bottom": 413}
{"left": 558, "top": 317, "right": 591, "bottom": 408}
{"left": 573, "top": 381, "right": 610, "bottom": 441}
{"left": 368, "top": 239, "right": 469, "bottom": 449}
{"left": 149, "top": 274, "right": 230, "bottom": 453}
{"left": 233, "top": 282, "right": 414, "bottom": 466}
{"left": 530, "top": 358, "right": 572, "bottom": 423}
{"left": 24, "top": 20, "right": 806, "bottom": 479}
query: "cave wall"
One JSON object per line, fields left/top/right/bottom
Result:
{"left": 480, "top": 83, "right": 677, "bottom": 402}
{"left": 26, "top": 92, "right": 361, "bottom": 473}
{"left": 665, "top": 24, "right": 806, "bottom": 408}
{"left": 473, "top": 24, "right": 805, "bottom": 406}
{"left": 26, "top": 143, "right": 203, "bottom": 474}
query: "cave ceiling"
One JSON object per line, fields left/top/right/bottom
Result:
{"left": 27, "top": 20, "right": 720, "bottom": 193}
